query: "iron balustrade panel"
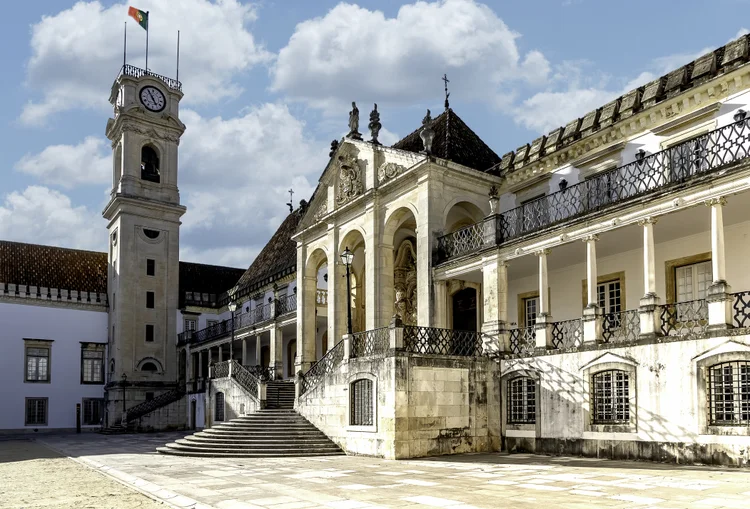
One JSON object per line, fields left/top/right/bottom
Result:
{"left": 436, "top": 120, "right": 750, "bottom": 263}
{"left": 659, "top": 299, "right": 709, "bottom": 337}
{"left": 351, "top": 327, "right": 391, "bottom": 358}
{"left": 278, "top": 294, "right": 297, "bottom": 315}
{"left": 551, "top": 319, "right": 583, "bottom": 349}
{"left": 299, "top": 340, "right": 345, "bottom": 395}
{"left": 244, "top": 364, "right": 275, "bottom": 382}
{"left": 119, "top": 64, "right": 182, "bottom": 91}
{"left": 732, "top": 291, "right": 750, "bottom": 328}
{"left": 508, "top": 327, "right": 536, "bottom": 357}
{"left": 231, "top": 360, "right": 260, "bottom": 399}
{"left": 602, "top": 310, "right": 641, "bottom": 343}
{"left": 707, "top": 360, "right": 750, "bottom": 426}
{"left": 402, "top": 326, "right": 482, "bottom": 357}
{"left": 212, "top": 360, "right": 230, "bottom": 379}
{"left": 124, "top": 386, "right": 185, "bottom": 423}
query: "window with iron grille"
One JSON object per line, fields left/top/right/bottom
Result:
{"left": 26, "top": 346, "right": 50, "bottom": 382}
{"left": 708, "top": 361, "right": 750, "bottom": 426}
{"left": 82, "top": 398, "right": 104, "bottom": 425}
{"left": 25, "top": 398, "right": 48, "bottom": 426}
{"left": 591, "top": 370, "right": 630, "bottom": 424}
{"left": 350, "top": 378, "right": 374, "bottom": 426}
{"left": 81, "top": 346, "right": 104, "bottom": 384}
{"left": 215, "top": 392, "right": 225, "bottom": 421}
{"left": 507, "top": 376, "right": 536, "bottom": 424}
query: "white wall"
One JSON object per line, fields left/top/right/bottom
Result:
{"left": 0, "top": 301, "right": 108, "bottom": 430}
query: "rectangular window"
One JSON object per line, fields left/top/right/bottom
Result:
{"left": 708, "top": 361, "right": 750, "bottom": 426}
{"left": 206, "top": 320, "right": 218, "bottom": 327}
{"left": 146, "top": 291, "right": 155, "bottom": 308}
{"left": 592, "top": 370, "right": 630, "bottom": 424}
{"left": 676, "top": 260, "right": 712, "bottom": 302}
{"left": 184, "top": 319, "right": 197, "bottom": 332}
{"left": 507, "top": 377, "right": 536, "bottom": 424}
{"left": 25, "top": 398, "right": 48, "bottom": 426}
{"left": 523, "top": 297, "right": 538, "bottom": 329}
{"left": 146, "top": 259, "right": 155, "bottom": 276}
{"left": 145, "top": 324, "right": 154, "bottom": 342}
{"left": 26, "top": 346, "right": 50, "bottom": 382}
{"left": 350, "top": 378, "right": 374, "bottom": 426}
{"left": 81, "top": 347, "right": 104, "bottom": 384}
{"left": 82, "top": 398, "right": 104, "bottom": 425}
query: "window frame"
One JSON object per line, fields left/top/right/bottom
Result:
{"left": 25, "top": 397, "right": 48, "bottom": 426}
{"left": 350, "top": 378, "right": 374, "bottom": 427}
{"left": 696, "top": 349, "right": 750, "bottom": 435}
{"left": 707, "top": 360, "right": 750, "bottom": 427}
{"left": 507, "top": 376, "right": 537, "bottom": 425}
{"left": 24, "top": 339, "right": 52, "bottom": 383}
{"left": 145, "top": 324, "right": 155, "bottom": 343}
{"left": 582, "top": 358, "right": 637, "bottom": 434}
{"left": 80, "top": 343, "right": 105, "bottom": 385}
{"left": 665, "top": 252, "right": 712, "bottom": 304}
{"left": 146, "top": 258, "right": 155, "bottom": 276}
{"left": 146, "top": 291, "right": 155, "bottom": 309}
{"left": 591, "top": 369, "right": 631, "bottom": 425}
{"left": 346, "top": 372, "right": 377, "bottom": 433}
{"left": 82, "top": 398, "right": 104, "bottom": 426}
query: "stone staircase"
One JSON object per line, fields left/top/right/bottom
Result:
{"left": 266, "top": 381, "right": 295, "bottom": 409}
{"left": 157, "top": 409, "right": 343, "bottom": 457}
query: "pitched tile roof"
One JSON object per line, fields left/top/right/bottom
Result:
{"left": 392, "top": 108, "right": 501, "bottom": 173}
{"left": 0, "top": 240, "right": 109, "bottom": 293}
{"left": 179, "top": 261, "right": 246, "bottom": 306}
{"left": 233, "top": 207, "right": 305, "bottom": 300}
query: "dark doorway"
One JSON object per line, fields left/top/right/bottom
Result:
{"left": 452, "top": 288, "right": 478, "bottom": 332}
{"left": 261, "top": 345, "right": 270, "bottom": 369}
{"left": 190, "top": 399, "right": 196, "bottom": 429}
{"left": 287, "top": 340, "right": 297, "bottom": 378}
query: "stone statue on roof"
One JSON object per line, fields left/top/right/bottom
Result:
{"left": 420, "top": 109, "right": 435, "bottom": 155}
{"left": 368, "top": 103, "right": 382, "bottom": 144}
{"left": 347, "top": 102, "right": 361, "bottom": 139}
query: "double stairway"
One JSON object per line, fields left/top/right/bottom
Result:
{"left": 157, "top": 408, "right": 343, "bottom": 457}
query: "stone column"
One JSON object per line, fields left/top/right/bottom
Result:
{"left": 198, "top": 350, "right": 204, "bottom": 379}
{"left": 582, "top": 235, "right": 602, "bottom": 343}
{"left": 638, "top": 217, "right": 662, "bottom": 338}
{"left": 481, "top": 255, "right": 509, "bottom": 353}
{"left": 255, "top": 334, "right": 262, "bottom": 366}
{"left": 707, "top": 197, "right": 733, "bottom": 329}
{"left": 416, "top": 175, "right": 443, "bottom": 326}
{"left": 295, "top": 244, "right": 314, "bottom": 373}
{"left": 328, "top": 227, "right": 345, "bottom": 346}
{"left": 365, "top": 200, "right": 380, "bottom": 329}
{"left": 269, "top": 326, "right": 283, "bottom": 379}
{"left": 241, "top": 338, "right": 247, "bottom": 367}
{"left": 534, "top": 249, "right": 553, "bottom": 349}
{"left": 434, "top": 280, "right": 448, "bottom": 329}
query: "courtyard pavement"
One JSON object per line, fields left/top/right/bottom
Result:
{"left": 33, "top": 432, "right": 750, "bottom": 509}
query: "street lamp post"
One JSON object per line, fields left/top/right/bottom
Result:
{"left": 228, "top": 300, "right": 237, "bottom": 361}
{"left": 341, "top": 247, "right": 354, "bottom": 335}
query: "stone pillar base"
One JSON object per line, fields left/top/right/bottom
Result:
{"left": 481, "top": 320, "right": 506, "bottom": 355}
{"left": 639, "top": 293, "right": 663, "bottom": 339}
{"left": 707, "top": 281, "right": 734, "bottom": 330}
{"left": 582, "top": 304, "right": 602, "bottom": 344}
{"left": 258, "top": 382, "right": 267, "bottom": 410}
{"left": 535, "top": 313, "right": 553, "bottom": 349}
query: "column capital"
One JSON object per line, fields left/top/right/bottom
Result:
{"left": 582, "top": 234, "right": 599, "bottom": 243}
{"left": 534, "top": 248, "right": 550, "bottom": 257}
{"left": 704, "top": 196, "right": 727, "bottom": 207}
{"left": 637, "top": 216, "right": 658, "bottom": 226}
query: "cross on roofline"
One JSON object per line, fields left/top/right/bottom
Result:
{"left": 442, "top": 73, "right": 450, "bottom": 110}
{"left": 286, "top": 188, "right": 294, "bottom": 213}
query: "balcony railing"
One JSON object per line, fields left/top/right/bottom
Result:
{"left": 659, "top": 299, "right": 709, "bottom": 337}
{"left": 316, "top": 289, "right": 328, "bottom": 306}
{"left": 551, "top": 319, "right": 582, "bottom": 349}
{"left": 437, "top": 119, "right": 750, "bottom": 262}
{"left": 351, "top": 327, "right": 390, "bottom": 358}
{"left": 509, "top": 326, "right": 536, "bottom": 356}
{"left": 403, "top": 326, "right": 483, "bottom": 357}
{"left": 602, "top": 310, "right": 641, "bottom": 343}
{"left": 118, "top": 64, "right": 182, "bottom": 91}
{"left": 277, "top": 293, "right": 297, "bottom": 315}
{"left": 732, "top": 291, "right": 750, "bottom": 328}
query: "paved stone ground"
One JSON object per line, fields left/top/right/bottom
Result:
{"left": 36, "top": 432, "right": 750, "bottom": 509}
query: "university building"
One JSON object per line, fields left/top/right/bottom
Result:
{"left": 3, "top": 33, "right": 750, "bottom": 466}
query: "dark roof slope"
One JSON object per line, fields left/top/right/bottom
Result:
{"left": 0, "top": 240, "right": 108, "bottom": 293}
{"left": 392, "top": 108, "right": 501, "bottom": 173}
{"left": 179, "top": 261, "right": 245, "bottom": 306}
{"left": 233, "top": 207, "right": 305, "bottom": 300}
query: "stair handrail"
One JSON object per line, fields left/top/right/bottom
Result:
{"left": 229, "top": 360, "right": 261, "bottom": 400}
{"left": 299, "top": 340, "right": 345, "bottom": 396}
{"left": 122, "top": 386, "right": 185, "bottom": 424}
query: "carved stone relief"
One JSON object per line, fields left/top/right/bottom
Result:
{"left": 314, "top": 200, "right": 328, "bottom": 222}
{"left": 393, "top": 239, "right": 417, "bottom": 325}
{"left": 377, "top": 162, "right": 406, "bottom": 183}
{"left": 336, "top": 152, "right": 364, "bottom": 205}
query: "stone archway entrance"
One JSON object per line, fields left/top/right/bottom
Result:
{"left": 452, "top": 288, "right": 477, "bottom": 332}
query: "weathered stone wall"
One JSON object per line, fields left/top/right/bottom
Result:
{"left": 500, "top": 334, "right": 750, "bottom": 466}
{"left": 296, "top": 353, "right": 500, "bottom": 459}
{"left": 132, "top": 396, "right": 187, "bottom": 432}
{"left": 206, "top": 377, "right": 259, "bottom": 428}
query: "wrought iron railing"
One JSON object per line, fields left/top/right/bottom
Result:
{"left": 244, "top": 364, "right": 275, "bottom": 382}
{"left": 277, "top": 293, "right": 297, "bottom": 315}
{"left": 118, "top": 64, "right": 182, "bottom": 91}
{"left": 732, "top": 291, "right": 750, "bottom": 328}
{"left": 231, "top": 360, "right": 260, "bottom": 399}
{"left": 602, "top": 310, "right": 641, "bottom": 343}
{"left": 660, "top": 299, "right": 709, "bottom": 337}
{"left": 212, "top": 360, "right": 230, "bottom": 379}
{"left": 351, "top": 327, "right": 391, "bottom": 358}
{"left": 509, "top": 327, "right": 536, "bottom": 356}
{"left": 551, "top": 319, "right": 583, "bottom": 349}
{"left": 402, "top": 326, "right": 482, "bottom": 357}
{"left": 436, "top": 119, "right": 750, "bottom": 262}
{"left": 122, "top": 386, "right": 185, "bottom": 424}
{"left": 299, "top": 340, "right": 345, "bottom": 396}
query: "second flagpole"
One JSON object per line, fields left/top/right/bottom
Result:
{"left": 145, "top": 11, "right": 149, "bottom": 71}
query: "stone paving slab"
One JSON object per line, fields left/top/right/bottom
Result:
{"left": 38, "top": 432, "right": 750, "bottom": 509}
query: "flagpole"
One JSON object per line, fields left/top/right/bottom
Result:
{"left": 145, "top": 11, "right": 149, "bottom": 71}
{"left": 176, "top": 30, "right": 180, "bottom": 82}
{"left": 123, "top": 22, "right": 127, "bottom": 68}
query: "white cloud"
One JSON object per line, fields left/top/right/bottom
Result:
{"left": 0, "top": 186, "right": 104, "bottom": 250}
{"left": 21, "top": 0, "right": 271, "bottom": 126}
{"left": 15, "top": 136, "right": 110, "bottom": 189}
{"left": 271, "top": 0, "right": 549, "bottom": 111}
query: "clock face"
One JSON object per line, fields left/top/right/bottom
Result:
{"left": 139, "top": 86, "right": 166, "bottom": 112}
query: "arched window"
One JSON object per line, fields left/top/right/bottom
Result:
{"left": 708, "top": 361, "right": 750, "bottom": 426}
{"left": 141, "top": 145, "right": 160, "bottom": 183}
{"left": 507, "top": 376, "right": 536, "bottom": 424}
{"left": 215, "top": 392, "right": 225, "bottom": 421}
{"left": 591, "top": 370, "right": 630, "bottom": 424}
{"left": 141, "top": 362, "right": 158, "bottom": 372}
{"left": 350, "top": 378, "right": 373, "bottom": 426}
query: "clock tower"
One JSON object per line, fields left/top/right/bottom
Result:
{"left": 103, "top": 65, "right": 187, "bottom": 425}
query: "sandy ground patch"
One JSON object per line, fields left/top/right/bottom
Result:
{"left": 0, "top": 439, "right": 166, "bottom": 509}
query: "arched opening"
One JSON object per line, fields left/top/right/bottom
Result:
{"left": 140, "top": 145, "right": 160, "bottom": 183}
{"left": 178, "top": 349, "right": 186, "bottom": 382}
{"left": 287, "top": 340, "right": 297, "bottom": 377}
{"left": 444, "top": 201, "right": 486, "bottom": 233}
{"left": 260, "top": 345, "right": 270, "bottom": 369}
{"left": 215, "top": 392, "right": 225, "bottom": 422}
{"left": 340, "top": 229, "right": 367, "bottom": 333}
{"left": 383, "top": 207, "right": 418, "bottom": 326}
{"left": 452, "top": 287, "right": 478, "bottom": 332}
{"left": 141, "top": 362, "right": 158, "bottom": 372}
{"left": 304, "top": 249, "right": 329, "bottom": 364}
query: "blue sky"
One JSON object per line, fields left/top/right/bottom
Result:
{"left": 1, "top": 0, "right": 746, "bottom": 268}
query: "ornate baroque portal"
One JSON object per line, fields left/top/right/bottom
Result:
{"left": 394, "top": 240, "right": 417, "bottom": 325}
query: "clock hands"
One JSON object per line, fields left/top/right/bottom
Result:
{"left": 148, "top": 89, "right": 157, "bottom": 105}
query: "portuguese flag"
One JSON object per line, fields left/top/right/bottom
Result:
{"left": 128, "top": 6, "right": 148, "bottom": 31}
